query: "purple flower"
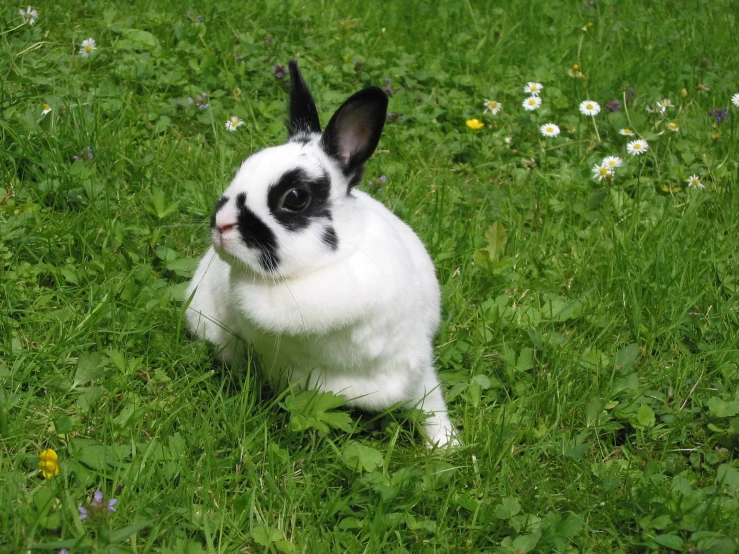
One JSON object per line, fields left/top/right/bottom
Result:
{"left": 625, "top": 87, "right": 636, "bottom": 101}
{"left": 382, "top": 78, "right": 394, "bottom": 96}
{"left": 79, "top": 490, "right": 118, "bottom": 523}
{"left": 366, "top": 175, "right": 386, "bottom": 192}
{"left": 72, "top": 146, "right": 93, "bottom": 163}
{"left": 235, "top": 55, "right": 244, "bottom": 61}
{"left": 272, "top": 63, "right": 285, "bottom": 80}
{"left": 711, "top": 107, "right": 729, "bottom": 123}
{"left": 606, "top": 99, "right": 621, "bottom": 112}
{"left": 189, "top": 92, "right": 209, "bottom": 111}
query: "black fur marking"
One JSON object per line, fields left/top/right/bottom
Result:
{"left": 321, "top": 226, "right": 338, "bottom": 251}
{"left": 210, "top": 196, "right": 229, "bottom": 228}
{"left": 235, "top": 192, "right": 281, "bottom": 271}
{"left": 267, "top": 168, "right": 332, "bottom": 232}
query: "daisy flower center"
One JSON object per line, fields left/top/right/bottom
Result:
{"left": 86, "top": 44, "right": 93, "bottom": 52}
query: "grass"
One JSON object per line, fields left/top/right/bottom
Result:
{"left": 1, "top": 0, "right": 738, "bottom": 552}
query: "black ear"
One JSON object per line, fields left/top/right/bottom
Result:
{"left": 288, "top": 60, "right": 321, "bottom": 137}
{"left": 320, "top": 87, "right": 388, "bottom": 176}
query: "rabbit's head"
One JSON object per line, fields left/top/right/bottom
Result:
{"left": 210, "top": 60, "right": 388, "bottom": 278}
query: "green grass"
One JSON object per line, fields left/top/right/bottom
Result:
{"left": 2, "top": 0, "right": 738, "bottom": 552}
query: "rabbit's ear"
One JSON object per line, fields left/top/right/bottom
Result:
{"left": 321, "top": 87, "right": 388, "bottom": 176}
{"left": 288, "top": 60, "right": 321, "bottom": 137}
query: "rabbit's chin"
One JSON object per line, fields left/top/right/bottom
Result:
{"left": 212, "top": 244, "right": 275, "bottom": 279}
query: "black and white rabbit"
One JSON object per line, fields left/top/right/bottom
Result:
{"left": 185, "top": 60, "right": 457, "bottom": 446}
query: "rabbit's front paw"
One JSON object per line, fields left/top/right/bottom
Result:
{"left": 423, "top": 413, "right": 460, "bottom": 448}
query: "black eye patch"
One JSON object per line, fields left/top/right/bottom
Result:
{"left": 267, "top": 168, "right": 332, "bottom": 232}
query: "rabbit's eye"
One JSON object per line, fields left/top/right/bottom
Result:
{"left": 281, "top": 188, "right": 311, "bottom": 212}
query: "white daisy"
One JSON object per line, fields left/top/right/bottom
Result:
{"left": 731, "top": 93, "right": 739, "bottom": 108}
{"left": 579, "top": 100, "right": 601, "bottom": 116}
{"left": 626, "top": 139, "right": 649, "bottom": 156}
{"left": 665, "top": 122, "right": 679, "bottom": 133}
{"left": 686, "top": 175, "right": 704, "bottom": 189}
{"left": 592, "top": 163, "right": 613, "bottom": 182}
{"left": 19, "top": 6, "right": 38, "bottom": 25}
{"left": 540, "top": 123, "right": 560, "bottom": 137}
{"left": 41, "top": 103, "right": 52, "bottom": 115}
{"left": 524, "top": 82, "right": 544, "bottom": 96}
{"left": 484, "top": 99, "right": 502, "bottom": 115}
{"left": 225, "top": 116, "right": 244, "bottom": 132}
{"left": 619, "top": 128, "right": 635, "bottom": 136}
{"left": 79, "top": 38, "right": 97, "bottom": 58}
{"left": 522, "top": 96, "right": 542, "bottom": 111}
{"left": 602, "top": 156, "right": 623, "bottom": 169}
{"left": 656, "top": 98, "right": 673, "bottom": 114}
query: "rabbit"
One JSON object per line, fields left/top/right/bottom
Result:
{"left": 185, "top": 60, "right": 457, "bottom": 446}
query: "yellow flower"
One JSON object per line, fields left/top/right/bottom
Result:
{"left": 567, "top": 66, "right": 584, "bottom": 79}
{"left": 466, "top": 119, "right": 484, "bottom": 130}
{"left": 665, "top": 122, "right": 679, "bottom": 133}
{"left": 681, "top": 88, "right": 688, "bottom": 97}
{"left": 39, "top": 448, "right": 61, "bottom": 478}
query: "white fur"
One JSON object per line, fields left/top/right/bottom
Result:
{"left": 185, "top": 138, "right": 457, "bottom": 446}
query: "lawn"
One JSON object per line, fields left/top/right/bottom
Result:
{"left": 1, "top": 0, "right": 738, "bottom": 552}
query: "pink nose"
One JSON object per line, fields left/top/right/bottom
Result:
{"left": 218, "top": 223, "right": 235, "bottom": 234}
